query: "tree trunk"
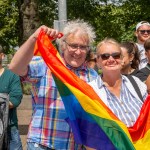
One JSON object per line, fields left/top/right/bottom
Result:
{"left": 20, "top": 0, "right": 40, "bottom": 43}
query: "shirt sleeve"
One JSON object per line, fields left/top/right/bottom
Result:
{"left": 133, "top": 76, "right": 148, "bottom": 101}
{"left": 9, "top": 74, "right": 23, "bottom": 108}
{"left": 23, "top": 56, "right": 47, "bottom": 83}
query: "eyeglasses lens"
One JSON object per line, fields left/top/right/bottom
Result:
{"left": 69, "top": 44, "right": 87, "bottom": 51}
{"left": 99, "top": 52, "right": 121, "bottom": 60}
{"left": 64, "top": 41, "right": 89, "bottom": 52}
{"left": 139, "top": 30, "right": 150, "bottom": 34}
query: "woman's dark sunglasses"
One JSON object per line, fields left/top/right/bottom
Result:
{"left": 98, "top": 52, "right": 121, "bottom": 60}
{"left": 139, "top": 30, "right": 150, "bottom": 34}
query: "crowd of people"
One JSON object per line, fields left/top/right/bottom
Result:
{"left": 1, "top": 19, "right": 150, "bottom": 149}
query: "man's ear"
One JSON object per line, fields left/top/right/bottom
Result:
{"left": 60, "top": 41, "right": 66, "bottom": 52}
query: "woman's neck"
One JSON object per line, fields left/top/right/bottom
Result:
{"left": 102, "top": 73, "right": 122, "bottom": 98}
{"left": 102, "top": 73, "right": 122, "bottom": 87}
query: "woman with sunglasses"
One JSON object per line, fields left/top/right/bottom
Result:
{"left": 120, "top": 41, "right": 140, "bottom": 75}
{"left": 135, "top": 21, "right": 150, "bottom": 69}
{"left": 88, "top": 38, "right": 147, "bottom": 130}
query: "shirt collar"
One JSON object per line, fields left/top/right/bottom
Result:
{"left": 98, "top": 74, "right": 126, "bottom": 89}
{"left": 66, "top": 63, "right": 88, "bottom": 71}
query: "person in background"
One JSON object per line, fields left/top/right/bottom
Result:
{"left": 9, "top": 20, "right": 98, "bottom": 150}
{"left": 0, "top": 45, "right": 23, "bottom": 150}
{"left": 135, "top": 21, "right": 150, "bottom": 69}
{"left": 135, "top": 38, "right": 150, "bottom": 82}
{"left": 120, "top": 41, "right": 140, "bottom": 75}
{"left": 87, "top": 52, "right": 97, "bottom": 70}
{"left": 89, "top": 38, "right": 147, "bottom": 129}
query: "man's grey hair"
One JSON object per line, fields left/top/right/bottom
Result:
{"left": 57, "top": 19, "right": 96, "bottom": 50}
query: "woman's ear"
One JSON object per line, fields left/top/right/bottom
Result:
{"left": 1, "top": 53, "right": 5, "bottom": 60}
{"left": 130, "top": 53, "right": 134, "bottom": 62}
{"left": 0, "top": 53, "right": 5, "bottom": 66}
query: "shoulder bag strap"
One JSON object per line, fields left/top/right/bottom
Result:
{"left": 126, "top": 75, "right": 143, "bottom": 102}
{"left": 146, "top": 64, "right": 150, "bottom": 71}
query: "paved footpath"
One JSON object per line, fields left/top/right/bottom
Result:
{"left": 17, "top": 95, "right": 32, "bottom": 150}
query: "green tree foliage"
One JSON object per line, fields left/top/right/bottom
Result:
{"left": 36, "top": 0, "right": 57, "bottom": 27}
{"left": 118, "top": 0, "right": 150, "bottom": 42}
{"left": 1, "top": 0, "right": 150, "bottom": 54}
{"left": 0, "top": 0, "right": 19, "bottom": 54}
{"left": 66, "top": 0, "right": 150, "bottom": 43}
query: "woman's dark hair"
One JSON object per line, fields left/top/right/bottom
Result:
{"left": 120, "top": 41, "right": 140, "bottom": 69}
{"left": 86, "top": 51, "right": 96, "bottom": 62}
{"left": 144, "top": 38, "right": 150, "bottom": 51}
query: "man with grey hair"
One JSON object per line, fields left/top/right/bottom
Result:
{"left": 0, "top": 45, "right": 23, "bottom": 150}
{"left": 135, "top": 21, "right": 150, "bottom": 69}
{"left": 9, "top": 20, "right": 98, "bottom": 150}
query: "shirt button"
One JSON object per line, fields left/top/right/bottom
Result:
{"left": 120, "top": 101, "right": 123, "bottom": 104}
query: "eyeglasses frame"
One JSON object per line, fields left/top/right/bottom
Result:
{"left": 63, "top": 40, "right": 90, "bottom": 52}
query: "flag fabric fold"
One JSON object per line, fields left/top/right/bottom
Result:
{"left": 34, "top": 30, "right": 150, "bottom": 150}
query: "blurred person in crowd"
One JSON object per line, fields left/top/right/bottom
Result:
{"left": 87, "top": 52, "right": 97, "bottom": 70}
{"left": 120, "top": 41, "right": 140, "bottom": 75}
{"left": 135, "top": 38, "right": 150, "bottom": 82}
{"left": 135, "top": 21, "right": 150, "bottom": 69}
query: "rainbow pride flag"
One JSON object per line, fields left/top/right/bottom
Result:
{"left": 34, "top": 30, "right": 150, "bottom": 150}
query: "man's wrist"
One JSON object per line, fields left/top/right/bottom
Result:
{"left": 29, "top": 34, "right": 37, "bottom": 42}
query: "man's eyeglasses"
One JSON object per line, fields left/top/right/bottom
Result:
{"left": 64, "top": 41, "right": 89, "bottom": 52}
{"left": 139, "top": 30, "right": 150, "bottom": 34}
{"left": 97, "top": 52, "right": 121, "bottom": 60}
